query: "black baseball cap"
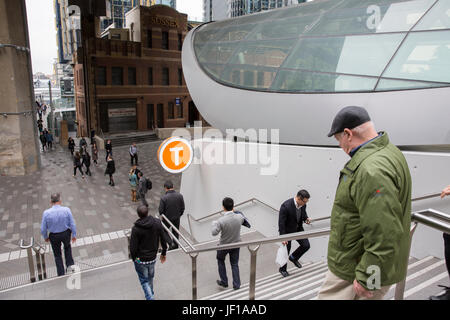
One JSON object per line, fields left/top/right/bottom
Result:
{"left": 327, "top": 106, "right": 371, "bottom": 137}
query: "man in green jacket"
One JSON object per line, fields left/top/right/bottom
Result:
{"left": 318, "top": 106, "right": 412, "bottom": 300}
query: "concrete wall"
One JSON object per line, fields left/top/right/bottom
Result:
{"left": 0, "top": 0, "right": 40, "bottom": 176}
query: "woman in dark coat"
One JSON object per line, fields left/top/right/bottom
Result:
{"left": 73, "top": 152, "right": 84, "bottom": 179}
{"left": 105, "top": 140, "right": 113, "bottom": 162}
{"left": 82, "top": 152, "right": 92, "bottom": 176}
{"left": 68, "top": 137, "right": 75, "bottom": 156}
{"left": 105, "top": 155, "right": 116, "bottom": 186}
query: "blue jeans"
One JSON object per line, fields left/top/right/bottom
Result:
{"left": 217, "top": 248, "right": 240, "bottom": 289}
{"left": 133, "top": 259, "right": 156, "bottom": 300}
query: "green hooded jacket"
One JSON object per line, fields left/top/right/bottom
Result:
{"left": 327, "top": 132, "right": 412, "bottom": 290}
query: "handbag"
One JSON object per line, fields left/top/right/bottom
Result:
{"left": 275, "top": 244, "right": 289, "bottom": 267}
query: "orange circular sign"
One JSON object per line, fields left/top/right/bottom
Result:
{"left": 158, "top": 137, "right": 193, "bottom": 173}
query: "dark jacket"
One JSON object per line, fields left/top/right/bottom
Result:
{"left": 130, "top": 216, "right": 169, "bottom": 262}
{"left": 105, "top": 142, "right": 112, "bottom": 152}
{"left": 82, "top": 153, "right": 91, "bottom": 167}
{"left": 278, "top": 198, "right": 308, "bottom": 235}
{"left": 68, "top": 139, "right": 75, "bottom": 150}
{"left": 73, "top": 156, "right": 82, "bottom": 167}
{"left": 159, "top": 190, "right": 185, "bottom": 222}
{"left": 105, "top": 159, "right": 115, "bottom": 175}
{"left": 39, "top": 134, "right": 46, "bottom": 143}
{"left": 79, "top": 138, "right": 87, "bottom": 148}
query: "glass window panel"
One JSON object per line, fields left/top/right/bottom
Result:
{"left": 376, "top": 78, "right": 448, "bottom": 91}
{"left": 414, "top": 1, "right": 450, "bottom": 31}
{"left": 247, "top": 14, "right": 319, "bottom": 40}
{"left": 195, "top": 42, "right": 240, "bottom": 65}
{"left": 271, "top": 70, "right": 377, "bottom": 92}
{"left": 305, "top": 0, "right": 434, "bottom": 36}
{"left": 229, "top": 40, "right": 294, "bottom": 68}
{"left": 283, "top": 34, "right": 404, "bottom": 76}
{"left": 221, "top": 65, "right": 278, "bottom": 90}
{"left": 383, "top": 30, "right": 450, "bottom": 83}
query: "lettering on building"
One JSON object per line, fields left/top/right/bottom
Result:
{"left": 150, "top": 16, "right": 179, "bottom": 28}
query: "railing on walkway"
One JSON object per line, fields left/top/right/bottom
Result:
{"left": 19, "top": 238, "right": 47, "bottom": 283}
{"left": 160, "top": 191, "right": 450, "bottom": 301}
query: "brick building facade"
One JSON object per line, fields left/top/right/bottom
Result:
{"left": 74, "top": 5, "right": 204, "bottom": 137}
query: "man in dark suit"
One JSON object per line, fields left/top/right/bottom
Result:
{"left": 159, "top": 180, "right": 185, "bottom": 250}
{"left": 278, "top": 189, "right": 311, "bottom": 277}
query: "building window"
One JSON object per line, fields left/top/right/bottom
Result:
{"left": 96, "top": 67, "right": 107, "bottom": 85}
{"left": 178, "top": 33, "right": 183, "bottom": 51}
{"left": 162, "top": 31, "right": 169, "bottom": 50}
{"left": 147, "top": 29, "right": 152, "bottom": 48}
{"left": 112, "top": 67, "right": 123, "bottom": 85}
{"left": 168, "top": 102, "right": 174, "bottom": 119}
{"left": 178, "top": 68, "right": 183, "bottom": 86}
{"left": 128, "top": 67, "right": 136, "bottom": 85}
{"left": 177, "top": 103, "right": 183, "bottom": 118}
{"left": 162, "top": 67, "right": 169, "bottom": 86}
{"left": 148, "top": 67, "right": 153, "bottom": 85}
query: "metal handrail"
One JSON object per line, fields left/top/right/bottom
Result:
{"left": 19, "top": 237, "right": 48, "bottom": 283}
{"left": 186, "top": 192, "right": 444, "bottom": 237}
{"left": 395, "top": 208, "right": 450, "bottom": 300}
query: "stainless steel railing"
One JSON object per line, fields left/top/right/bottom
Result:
{"left": 19, "top": 237, "right": 47, "bottom": 283}
{"left": 395, "top": 208, "right": 450, "bottom": 300}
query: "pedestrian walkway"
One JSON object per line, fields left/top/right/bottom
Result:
{"left": 0, "top": 137, "right": 181, "bottom": 287}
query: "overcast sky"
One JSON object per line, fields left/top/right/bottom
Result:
{"left": 25, "top": 0, "right": 204, "bottom": 75}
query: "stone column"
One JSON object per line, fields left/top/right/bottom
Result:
{"left": 0, "top": 0, "right": 41, "bottom": 176}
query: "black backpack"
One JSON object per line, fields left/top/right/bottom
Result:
{"left": 146, "top": 178, "right": 152, "bottom": 191}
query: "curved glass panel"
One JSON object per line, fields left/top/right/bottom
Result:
{"left": 192, "top": 0, "right": 450, "bottom": 93}
{"left": 376, "top": 78, "right": 449, "bottom": 91}
{"left": 271, "top": 71, "right": 377, "bottom": 92}
{"left": 305, "top": 0, "right": 434, "bottom": 35}
{"left": 414, "top": 1, "right": 450, "bottom": 31}
{"left": 229, "top": 40, "right": 294, "bottom": 68}
{"left": 383, "top": 30, "right": 450, "bottom": 83}
{"left": 282, "top": 34, "right": 405, "bottom": 76}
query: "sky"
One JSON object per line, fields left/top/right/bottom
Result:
{"left": 25, "top": 0, "right": 204, "bottom": 75}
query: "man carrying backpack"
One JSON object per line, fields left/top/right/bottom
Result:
{"left": 137, "top": 172, "right": 151, "bottom": 207}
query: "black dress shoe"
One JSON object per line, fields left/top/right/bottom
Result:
{"left": 233, "top": 286, "right": 240, "bottom": 290}
{"left": 289, "top": 255, "right": 302, "bottom": 268}
{"left": 279, "top": 270, "right": 289, "bottom": 277}
{"left": 217, "top": 280, "right": 228, "bottom": 288}
{"left": 429, "top": 286, "right": 450, "bottom": 300}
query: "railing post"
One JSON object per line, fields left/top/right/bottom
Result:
{"left": 395, "top": 222, "right": 418, "bottom": 300}
{"left": 41, "top": 249, "right": 47, "bottom": 279}
{"left": 20, "top": 238, "right": 36, "bottom": 283}
{"left": 34, "top": 246, "right": 43, "bottom": 281}
{"left": 190, "top": 253, "right": 199, "bottom": 300}
{"left": 248, "top": 245, "right": 260, "bottom": 300}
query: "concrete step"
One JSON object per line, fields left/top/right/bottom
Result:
{"left": 106, "top": 133, "right": 159, "bottom": 147}
{"left": 201, "top": 256, "right": 449, "bottom": 300}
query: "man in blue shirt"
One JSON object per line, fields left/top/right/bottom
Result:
{"left": 41, "top": 193, "right": 77, "bottom": 276}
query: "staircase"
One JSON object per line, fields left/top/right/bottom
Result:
{"left": 201, "top": 256, "right": 449, "bottom": 300}
{"left": 103, "top": 131, "right": 159, "bottom": 147}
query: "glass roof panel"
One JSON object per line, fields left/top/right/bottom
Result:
{"left": 282, "top": 34, "right": 405, "bottom": 76}
{"left": 221, "top": 65, "right": 278, "bottom": 90}
{"left": 383, "top": 30, "right": 450, "bottom": 83}
{"left": 271, "top": 70, "right": 377, "bottom": 92}
{"left": 376, "top": 78, "right": 449, "bottom": 90}
{"left": 414, "top": 0, "right": 450, "bottom": 31}
{"left": 305, "top": 0, "right": 435, "bottom": 35}
{"left": 229, "top": 40, "right": 294, "bottom": 68}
